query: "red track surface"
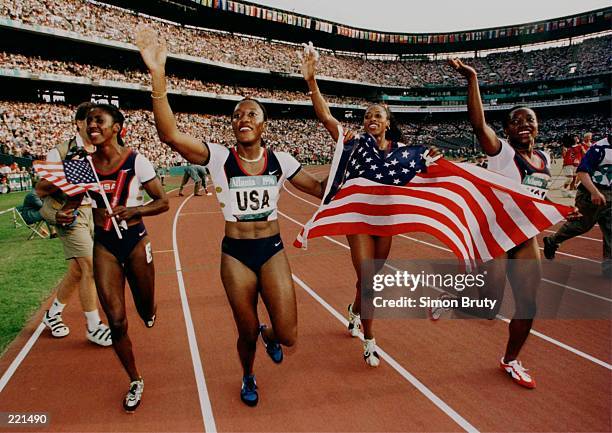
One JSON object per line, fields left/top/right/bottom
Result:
{"left": 0, "top": 166, "right": 610, "bottom": 432}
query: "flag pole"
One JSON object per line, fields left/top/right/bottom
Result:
{"left": 86, "top": 156, "right": 122, "bottom": 239}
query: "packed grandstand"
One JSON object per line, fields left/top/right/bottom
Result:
{"left": 0, "top": 0, "right": 610, "bottom": 177}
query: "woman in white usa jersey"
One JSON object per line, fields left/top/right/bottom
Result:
{"left": 447, "top": 58, "right": 578, "bottom": 390}
{"left": 137, "top": 26, "right": 327, "bottom": 407}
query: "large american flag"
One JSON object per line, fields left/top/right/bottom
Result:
{"left": 34, "top": 159, "right": 99, "bottom": 196}
{"left": 294, "top": 131, "right": 573, "bottom": 262}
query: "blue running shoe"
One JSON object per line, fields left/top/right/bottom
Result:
{"left": 240, "top": 375, "right": 258, "bottom": 407}
{"left": 259, "top": 324, "right": 283, "bottom": 364}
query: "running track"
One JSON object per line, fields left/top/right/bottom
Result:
{"left": 0, "top": 166, "right": 610, "bottom": 432}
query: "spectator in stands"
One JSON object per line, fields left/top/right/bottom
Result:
{"left": 1, "top": 100, "right": 610, "bottom": 168}
{"left": 1, "top": 0, "right": 610, "bottom": 87}
{"left": 475, "top": 154, "right": 488, "bottom": 169}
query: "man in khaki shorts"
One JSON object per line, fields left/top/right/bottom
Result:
{"left": 36, "top": 102, "right": 111, "bottom": 347}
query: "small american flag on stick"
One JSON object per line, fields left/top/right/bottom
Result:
{"left": 34, "top": 159, "right": 99, "bottom": 196}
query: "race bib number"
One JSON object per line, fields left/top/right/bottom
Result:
{"left": 229, "top": 175, "right": 279, "bottom": 221}
{"left": 522, "top": 173, "right": 550, "bottom": 199}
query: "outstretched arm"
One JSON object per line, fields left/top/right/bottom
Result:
{"left": 448, "top": 58, "right": 500, "bottom": 156}
{"left": 136, "top": 26, "right": 209, "bottom": 164}
{"left": 300, "top": 43, "right": 342, "bottom": 142}
{"left": 289, "top": 170, "right": 327, "bottom": 199}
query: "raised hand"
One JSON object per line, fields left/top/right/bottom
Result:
{"left": 448, "top": 57, "right": 477, "bottom": 80}
{"left": 343, "top": 129, "right": 356, "bottom": 144}
{"left": 300, "top": 41, "right": 320, "bottom": 81}
{"left": 135, "top": 25, "right": 167, "bottom": 73}
{"left": 423, "top": 147, "right": 443, "bottom": 166}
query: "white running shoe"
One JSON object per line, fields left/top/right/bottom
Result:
{"left": 500, "top": 358, "right": 536, "bottom": 389}
{"left": 428, "top": 293, "right": 456, "bottom": 321}
{"left": 86, "top": 322, "right": 112, "bottom": 347}
{"left": 347, "top": 304, "right": 361, "bottom": 337}
{"left": 42, "top": 310, "right": 69, "bottom": 338}
{"left": 123, "top": 378, "right": 144, "bottom": 412}
{"left": 363, "top": 338, "right": 381, "bottom": 367}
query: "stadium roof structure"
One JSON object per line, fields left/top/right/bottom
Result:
{"left": 99, "top": 0, "right": 611, "bottom": 54}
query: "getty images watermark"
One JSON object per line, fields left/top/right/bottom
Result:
{"left": 371, "top": 269, "right": 497, "bottom": 310}
{"left": 358, "top": 259, "right": 610, "bottom": 320}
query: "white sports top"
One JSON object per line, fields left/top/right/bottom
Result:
{"left": 487, "top": 138, "right": 552, "bottom": 200}
{"left": 204, "top": 142, "right": 301, "bottom": 222}
{"left": 88, "top": 150, "right": 157, "bottom": 209}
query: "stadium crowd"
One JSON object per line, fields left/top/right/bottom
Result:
{"left": 1, "top": 0, "right": 610, "bottom": 88}
{"left": 1, "top": 101, "right": 609, "bottom": 168}
{"left": 0, "top": 52, "right": 367, "bottom": 106}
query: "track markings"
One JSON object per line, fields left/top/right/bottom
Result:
{"left": 277, "top": 208, "right": 612, "bottom": 371}
{"left": 0, "top": 324, "right": 45, "bottom": 393}
{"left": 172, "top": 194, "right": 217, "bottom": 432}
{"left": 292, "top": 274, "right": 479, "bottom": 433}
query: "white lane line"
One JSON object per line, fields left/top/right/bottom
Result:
{"left": 541, "top": 278, "right": 611, "bottom": 303}
{"left": 154, "top": 249, "right": 175, "bottom": 254}
{"left": 292, "top": 274, "right": 479, "bottom": 433}
{"left": 172, "top": 194, "right": 217, "bottom": 432}
{"left": 277, "top": 209, "right": 612, "bottom": 371}
{"left": 0, "top": 188, "right": 184, "bottom": 394}
{"left": 543, "top": 229, "right": 602, "bottom": 242}
{"left": 283, "top": 185, "right": 609, "bottom": 301}
{"left": 543, "top": 249, "right": 601, "bottom": 263}
{"left": 494, "top": 316, "right": 611, "bottom": 370}
{"left": 0, "top": 324, "right": 45, "bottom": 393}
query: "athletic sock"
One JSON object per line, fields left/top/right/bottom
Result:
{"left": 48, "top": 298, "right": 66, "bottom": 317}
{"left": 84, "top": 310, "right": 102, "bottom": 331}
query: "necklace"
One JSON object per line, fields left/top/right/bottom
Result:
{"left": 237, "top": 148, "right": 264, "bottom": 163}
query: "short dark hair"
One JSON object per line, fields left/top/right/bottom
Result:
{"left": 561, "top": 134, "right": 577, "bottom": 148}
{"left": 74, "top": 102, "right": 95, "bottom": 121}
{"left": 502, "top": 105, "right": 535, "bottom": 129}
{"left": 237, "top": 97, "right": 268, "bottom": 121}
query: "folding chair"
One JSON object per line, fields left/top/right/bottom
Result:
{"left": 13, "top": 206, "right": 50, "bottom": 240}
